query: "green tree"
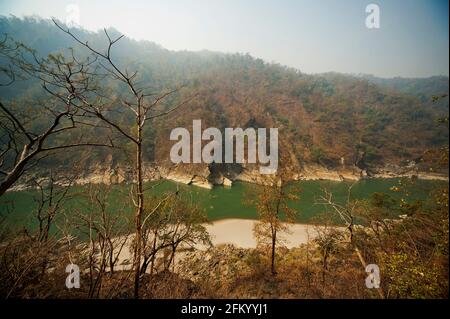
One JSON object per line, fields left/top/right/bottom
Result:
{"left": 249, "top": 172, "right": 299, "bottom": 275}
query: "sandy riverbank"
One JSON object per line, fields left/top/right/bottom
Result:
{"left": 107, "top": 218, "right": 334, "bottom": 272}
{"left": 204, "top": 218, "right": 324, "bottom": 248}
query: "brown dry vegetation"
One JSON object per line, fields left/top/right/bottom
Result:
{"left": 0, "top": 17, "right": 448, "bottom": 300}
{"left": 0, "top": 178, "right": 447, "bottom": 299}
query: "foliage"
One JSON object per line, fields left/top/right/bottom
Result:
{"left": 1, "top": 16, "right": 448, "bottom": 175}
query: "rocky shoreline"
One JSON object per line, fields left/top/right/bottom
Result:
{"left": 154, "top": 163, "right": 448, "bottom": 188}
{"left": 7, "top": 162, "right": 448, "bottom": 193}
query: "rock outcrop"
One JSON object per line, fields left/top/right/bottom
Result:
{"left": 7, "top": 159, "right": 448, "bottom": 193}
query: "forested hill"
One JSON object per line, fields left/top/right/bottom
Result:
{"left": 0, "top": 16, "right": 449, "bottom": 175}
{"left": 361, "top": 74, "right": 449, "bottom": 105}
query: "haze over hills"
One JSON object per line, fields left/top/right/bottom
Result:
{"left": 0, "top": 9, "right": 449, "bottom": 301}
{"left": 1, "top": 16, "right": 449, "bottom": 183}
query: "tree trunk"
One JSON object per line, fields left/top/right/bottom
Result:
{"left": 348, "top": 223, "right": 385, "bottom": 299}
{"left": 149, "top": 229, "right": 158, "bottom": 276}
{"left": 322, "top": 252, "right": 328, "bottom": 285}
{"left": 271, "top": 228, "right": 277, "bottom": 275}
{"left": 0, "top": 151, "right": 29, "bottom": 197}
{"left": 133, "top": 123, "right": 144, "bottom": 298}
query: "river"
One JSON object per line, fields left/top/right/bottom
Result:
{"left": 0, "top": 178, "right": 445, "bottom": 233}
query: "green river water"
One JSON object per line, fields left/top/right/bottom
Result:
{"left": 0, "top": 178, "right": 445, "bottom": 233}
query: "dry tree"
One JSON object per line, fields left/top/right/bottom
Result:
{"left": 50, "top": 20, "right": 198, "bottom": 297}
{"left": 317, "top": 183, "right": 385, "bottom": 298}
{"left": 0, "top": 35, "right": 115, "bottom": 197}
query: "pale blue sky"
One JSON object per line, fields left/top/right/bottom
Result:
{"left": 0, "top": 0, "right": 448, "bottom": 77}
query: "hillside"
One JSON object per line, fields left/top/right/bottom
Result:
{"left": 1, "top": 16, "right": 448, "bottom": 185}
{"left": 0, "top": 10, "right": 448, "bottom": 302}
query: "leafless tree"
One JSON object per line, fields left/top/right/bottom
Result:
{"left": 73, "top": 184, "right": 130, "bottom": 298}
{"left": 32, "top": 171, "right": 79, "bottom": 243}
{"left": 140, "top": 192, "right": 211, "bottom": 276}
{"left": 51, "top": 20, "right": 197, "bottom": 297}
{"left": 317, "top": 184, "right": 385, "bottom": 298}
{"left": 313, "top": 223, "right": 344, "bottom": 286}
{"left": 0, "top": 35, "right": 113, "bottom": 197}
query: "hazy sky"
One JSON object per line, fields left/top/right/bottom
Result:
{"left": 0, "top": 0, "right": 448, "bottom": 77}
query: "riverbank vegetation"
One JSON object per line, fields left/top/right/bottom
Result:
{"left": 0, "top": 177, "right": 447, "bottom": 298}
{"left": 0, "top": 17, "right": 448, "bottom": 299}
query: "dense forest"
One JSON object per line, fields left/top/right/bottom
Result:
{"left": 0, "top": 16, "right": 448, "bottom": 179}
{"left": 0, "top": 16, "right": 448, "bottom": 300}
